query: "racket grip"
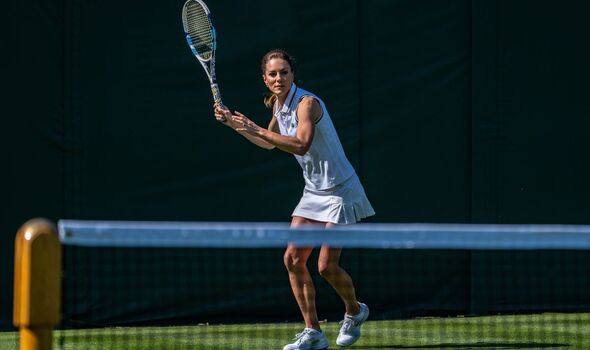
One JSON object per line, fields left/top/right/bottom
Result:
{"left": 211, "top": 83, "right": 224, "bottom": 107}
{"left": 210, "top": 83, "right": 226, "bottom": 122}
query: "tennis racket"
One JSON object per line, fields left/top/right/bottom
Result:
{"left": 182, "top": 0, "right": 226, "bottom": 119}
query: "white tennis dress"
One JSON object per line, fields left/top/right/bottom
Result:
{"left": 274, "top": 83, "right": 375, "bottom": 224}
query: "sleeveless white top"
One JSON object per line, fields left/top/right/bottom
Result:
{"left": 274, "top": 84, "right": 355, "bottom": 191}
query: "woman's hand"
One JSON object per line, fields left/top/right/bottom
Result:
{"left": 232, "top": 111, "right": 263, "bottom": 135}
{"left": 213, "top": 104, "right": 234, "bottom": 127}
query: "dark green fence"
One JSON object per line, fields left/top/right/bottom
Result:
{"left": 4, "top": 0, "right": 590, "bottom": 329}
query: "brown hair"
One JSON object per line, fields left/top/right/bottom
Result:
{"left": 261, "top": 49, "right": 296, "bottom": 109}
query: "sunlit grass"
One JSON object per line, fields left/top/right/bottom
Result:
{"left": 1, "top": 313, "right": 588, "bottom": 349}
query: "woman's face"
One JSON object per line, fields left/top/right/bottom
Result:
{"left": 263, "top": 58, "right": 294, "bottom": 100}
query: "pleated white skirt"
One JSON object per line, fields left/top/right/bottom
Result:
{"left": 292, "top": 174, "right": 375, "bottom": 225}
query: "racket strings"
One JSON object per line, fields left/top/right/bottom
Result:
{"left": 185, "top": 3, "right": 214, "bottom": 59}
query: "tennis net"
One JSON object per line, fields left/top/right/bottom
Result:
{"left": 50, "top": 221, "right": 590, "bottom": 349}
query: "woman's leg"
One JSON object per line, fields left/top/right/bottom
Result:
{"left": 317, "top": 244, "right": 360, "bottom": 316}
{"left": 284, "top": 216, "right": 320, "bottom": 330}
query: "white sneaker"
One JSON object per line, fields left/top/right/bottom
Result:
{"left": 283, "top": 328, "right": 329, "bottom": 350}
{"left": 336, "top": 302, "right": 369, "bottom": 347}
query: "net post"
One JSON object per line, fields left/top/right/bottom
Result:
{"left": 13, "top": 218, "right": 61, "bottom": 350}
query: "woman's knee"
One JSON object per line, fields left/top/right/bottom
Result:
{"left": 284, "top": 251, "right": 305, "bottom": 272}
{"left": 318, "top": 260, "right": 340, "bottom": 278}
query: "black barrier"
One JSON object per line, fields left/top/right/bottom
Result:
{"left": 4, "top": 0, "right": 590, "bottom": 329}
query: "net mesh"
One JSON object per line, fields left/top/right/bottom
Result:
{"left": 52, "top": 221, "right": 590, "bottom": 349}
{"left": 183, "top": 1, "right": 214, "bottom": 59}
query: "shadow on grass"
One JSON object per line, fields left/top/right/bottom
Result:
{"left": 354, "top": 342, "right": 570, "bottom": 349}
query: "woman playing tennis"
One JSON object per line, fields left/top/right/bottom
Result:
{"left": 214, "top": 49, "right": 375, "bottom": 350}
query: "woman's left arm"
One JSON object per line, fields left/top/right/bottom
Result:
{"left": 233, "top": 96, "right": 320, "bottom": 156}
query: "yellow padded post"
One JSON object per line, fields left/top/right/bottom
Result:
{"left": 13, "top": 218, "right": 61, "bottom": 350}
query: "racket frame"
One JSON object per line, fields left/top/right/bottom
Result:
{"left": 182, "top": 0, "right": 224, "bottom": 109}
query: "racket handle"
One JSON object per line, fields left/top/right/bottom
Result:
{"left": 210, "top": 83, "right": 226, "bottom": 122}
{"left": 211, "top": 83, "right": 224, "bottom": 107}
